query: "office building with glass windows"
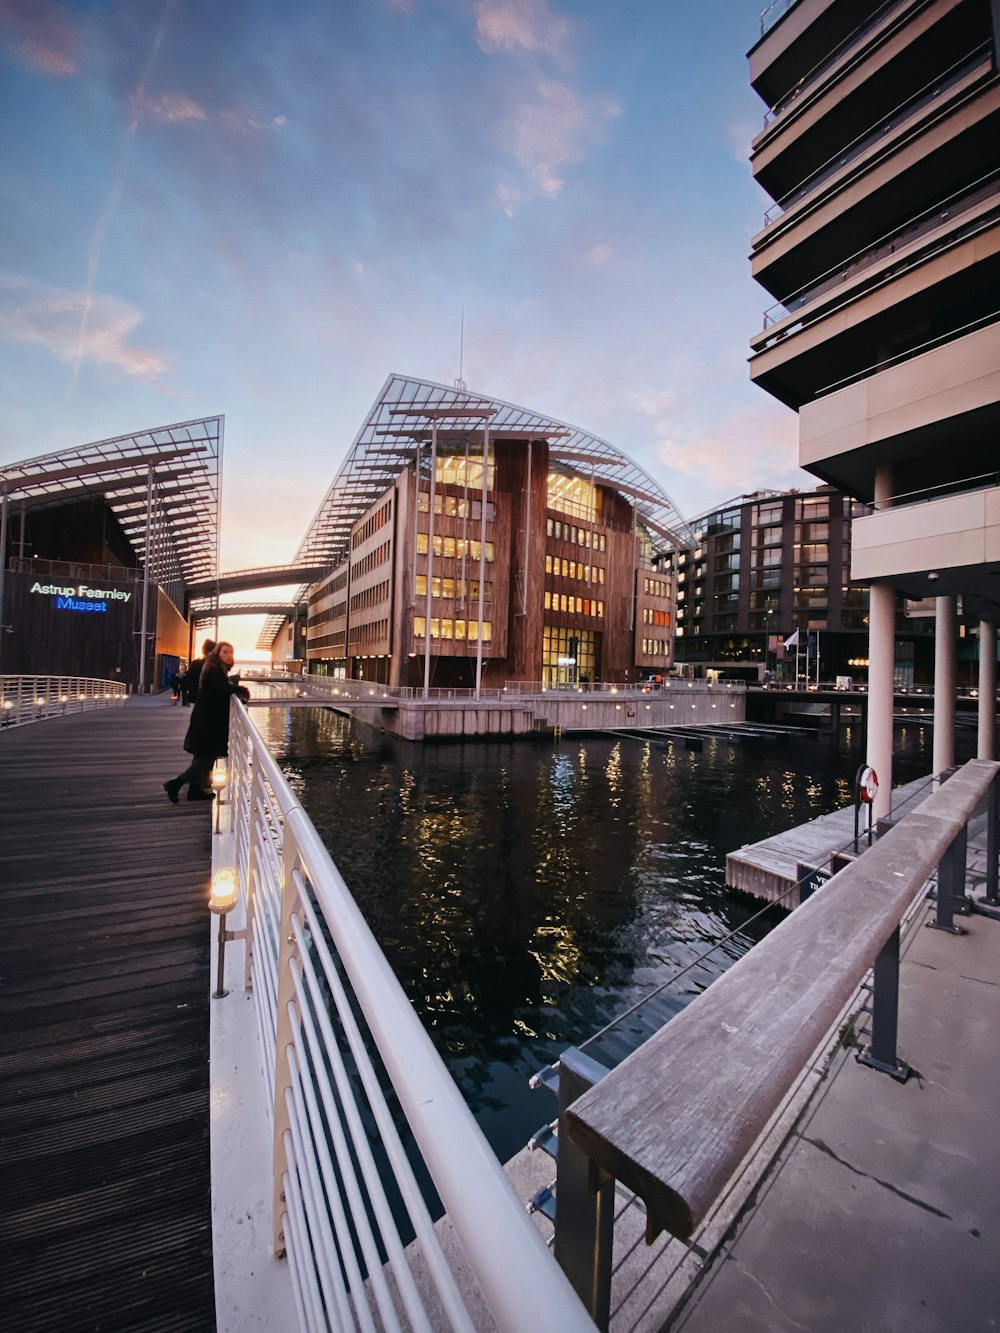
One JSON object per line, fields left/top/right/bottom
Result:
{"left": 262, "top": 375, "right": 693, "bottom": 689}
{"left": 668, "top": 486, "right": 873, "bottom": 681}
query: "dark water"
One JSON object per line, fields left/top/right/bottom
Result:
{"left": 258, "top": 708, "right": 970, "bottom": 1164}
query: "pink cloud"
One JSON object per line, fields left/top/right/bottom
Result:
{"left": 496, "top": 81, "right": 621, "bottom": 210}
{"left": 137, "top": 92, "right": 207, "bottom": 123}
{"left": 474, "top": 0, "right": 571, "bottom": 58}
{"left": 652, "top": 400, "right": 804, "bottom": 504}
{"left": 0, "top": 275, "right": 168, "bottom": 386}
{"left": 0, "top": 0, "right": 78, "bottom": 75}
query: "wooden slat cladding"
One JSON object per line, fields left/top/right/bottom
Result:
{"left": 0, "top": 704, "right": 216, "bottom": 1332}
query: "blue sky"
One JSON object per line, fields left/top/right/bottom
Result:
{"left": 0, "top": 0, "right": 807, "bottom": 650}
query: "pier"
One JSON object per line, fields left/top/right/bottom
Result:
{"left": 0, "top": 699, "right": 215, "bottom": 1331}
{"left": 2, "top": 692, "right": 999, "bottom": 1332}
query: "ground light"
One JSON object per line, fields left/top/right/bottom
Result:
{"left": 209, "top": 867, "right": 239, "bottom": 1000}
{"left": 211, "top": 766, "right": 228, "bottom": 835}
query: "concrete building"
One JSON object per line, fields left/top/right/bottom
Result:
{"left": 747, "top": 0, "right": 1000, "bottom": 811}
{"left": 262, "top": 376, "right": 693, "bottom": 690}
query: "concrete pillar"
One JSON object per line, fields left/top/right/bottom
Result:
{"left": 866, "top": 464, "right": 895, "bottom": 820}
{"left": 978, "top": 620, "right": 997, "bottom": 761}
{"left": 933, "top": 595, "right": 956, "bottom": 776}
{"left": 867, "top": 582, "right": 895, "bottom": 820}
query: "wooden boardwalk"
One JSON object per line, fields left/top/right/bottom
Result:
{"left": 0, "top": 698, "right": 216, "bottom": 1332}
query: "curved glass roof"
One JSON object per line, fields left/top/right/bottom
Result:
{"left": 258, "top": 375, "right": 692, "bottom": 649}
{"left": 1, "top": 416, "right": 222, "bottom": 594}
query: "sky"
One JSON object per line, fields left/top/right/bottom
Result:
{"left": 0, "top": 0, "right": 810, "bottom": 653}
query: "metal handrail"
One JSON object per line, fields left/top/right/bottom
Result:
{"left": 251, "top": 676, "right": 741, "bottom": 704}
{"left": 0, "top": 674, "right": 129, "bottom": 727}
{"left": 226, "top": 699, "right": 595, "bottom": 1333}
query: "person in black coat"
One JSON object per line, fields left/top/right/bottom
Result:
{"left": 163, "top": 642, "right": 249, "bottom": 803}
{"left": 180, "top": 637, "right": 215, "bottom": 706}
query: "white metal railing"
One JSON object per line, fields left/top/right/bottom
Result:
{"left": 257, "top": 676, "right": 743, "bottom": 704}
{"left": 0, "top": 675, "right": 129, "bottom": 727}
{"left": 226, "top": 699, "right": 595, "bottom": 1332}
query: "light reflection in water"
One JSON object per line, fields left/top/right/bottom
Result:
{"left": 257, "top": 707, "right": 975, "bottom": 1163}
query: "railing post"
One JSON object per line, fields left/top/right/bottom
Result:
{"left": 977, "top": 772, "right": 999, "bottom": 911}
{"left": 928, "top": 823, "right": 968, "bottom": 934}
{"left": 553, "top": 1047, "right": 614, "bottom": 1331}
{"left": 856, "top": 926, "right": 909, "bottom": 1081}
{"left": 271, "top": 813, "right": 303, "bottom": 1257}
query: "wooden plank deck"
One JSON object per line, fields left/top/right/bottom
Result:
{"left": 726, "top": 774, "right": 936, "bottom": 907}
{"left": 0, "top": 698, "right": 216, "bottom": 1332}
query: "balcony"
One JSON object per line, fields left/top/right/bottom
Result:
{"left": 752, "top": 52, "right": 998, "bottom": 300}
{"left": 751, "top": 0, "right": 986, "bottom": 200}
{"left": 797, "top": 320, "right": 1000, "bottom": 495}
{"left": 749, "top": 207, "right": 1000, "bottom": 409}
{"left": 850, "top": 482, "right": 1000, "bottom": 611}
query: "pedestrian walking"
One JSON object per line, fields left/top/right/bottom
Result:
{"left": 163, "top": 641, "right": 249, "bottom": 803}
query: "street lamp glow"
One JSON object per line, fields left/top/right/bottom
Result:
{"left": 209, "top": 867, "right": 238, "bottom": 914}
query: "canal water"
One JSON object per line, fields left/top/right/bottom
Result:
{"left": 257, "top": 707, "right": 972, "bottom": 1166}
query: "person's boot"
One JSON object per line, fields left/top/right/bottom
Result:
{"left": 163, "top": 779, "right": 182, "bottom": 804}
{"left": 187, "top": 787, "right": 215, "bottom": 801}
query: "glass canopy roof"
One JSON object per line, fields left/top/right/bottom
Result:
{"left": 258, "top": 375, "right": 693, "bottom": 649}
{"left": 0, "top": 417, "right": 222, "bottom": 592}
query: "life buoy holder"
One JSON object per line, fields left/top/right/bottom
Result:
{"left": 626, "top": 704, "right": 636, "bottom": 718}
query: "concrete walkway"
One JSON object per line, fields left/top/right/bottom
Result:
{"left": 671, "top": 854, "right": 1000, "bottom": 1331}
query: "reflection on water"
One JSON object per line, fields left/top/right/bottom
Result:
{"left": 258, "top": 707, "right": 965, "bottom": 1163}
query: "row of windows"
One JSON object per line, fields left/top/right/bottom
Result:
{"left": 547, "top": 473, "right": 597, "bottom": 523}
{"left": 417, "top": 492, "right": 496, "bottom": 521}
{"left": 543, "top": 591, "right": 604, "bottom": 617}
{"left": 415, "top": 575, "right": 492, "bottom": 601}
{"left": 307, "top": 602, "right": 345, "bottom": 628}
{"left": 642, "top": 639, "right": 669, "bottom": 657}
{"left": 642, "top": 608, "right": 671, "bottom": 627}
{"left": 308, "top": 630, "right": 346, "bottom": 651}
{"left": 352, "top": 499, "right": 392, "bottom": 550}
{"left": 545, "top": 555, "right": 606, "bottom": 583}
{"left": 433, "top": 456, "right": 494, "bottom": 490}
{"left": 352, "top": 541, "right": 391, "bottom": 580}
{"left": 308, "top": 592, "right": 346, "bottom": 620}
{"left": 413, "top": 616, "right": 492, "bottom": 642}
{"left": 348, "top": 619, "right": 389, "bottom": 647}
{"left": 643, "top": 576, "right": 669, "bottom": 598}
{"left": 546, "top": 518, "right": 608, "bottom": 551}
{"left": 308, "top": 566, "right": 348, "bottom": 608}
{"left": 416, "top": 533, "right": 495, "bottom": 562}
{"left": 350, "top": 580, "right": 391, "bottom": 614}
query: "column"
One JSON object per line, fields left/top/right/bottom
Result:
{"left": 866, "top": 463, "right": 895, "bottom": 820}
{"left": 867, "top": 583, "right": 895, "bottom": 821}
{"left": 978, "top": 620, "right": 997, "bottom": 761}
{"left": 933, "top": 595, "right": 956, "bottom": 776}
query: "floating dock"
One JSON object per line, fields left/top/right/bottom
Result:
{"left": 726, "top": 775, "right": 934, "bottom": 908}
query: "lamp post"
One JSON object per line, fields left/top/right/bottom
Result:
{"left": 209, "top": 866, "right": 239, "bottom": 999}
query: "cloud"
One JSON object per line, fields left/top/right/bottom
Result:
{"left": 0, "top": 275, "right": 168, "bottom": 385}
{"left": 136, "top": 91, "right": 206, "bottom": 123}
{"left": 474, "top": 0, "right": 572, "bottom": 59}
{"left": 650, "top": 400, "right": 803, "bottom": 504}
{"left": 496, "top": 80, "right": 621, "bottom": 208}
{"left": 586, "top": 243, "right": 612, "bottom": 267}
{"left": 383, "top": 0, "right": 414, "bottom": 13}
{"left": 0, "top": 0, "right": 78, "bottom": 75}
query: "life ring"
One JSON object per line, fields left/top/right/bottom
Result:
{"left": 626, "top": 704, "right": 636, "bottom": 718}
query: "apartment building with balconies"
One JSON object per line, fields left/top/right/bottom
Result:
{"left": 748, "top": 0, "right": 1000, "bottom": 809}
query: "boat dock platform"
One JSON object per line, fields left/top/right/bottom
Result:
{"left": 726, "top": 775, "right": 934, "bottom": 907}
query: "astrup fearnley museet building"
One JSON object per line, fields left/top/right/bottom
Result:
{"left": 258, "top": 374, "right": 695, "bottom": 691}
{"left": 0, "top": 419, "right": 222, "bottom": 691}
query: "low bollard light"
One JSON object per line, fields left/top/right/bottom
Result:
{"left": 211, "top": 767, "right": 228, "bottom": 835}
{"left": 209, "top": 867, "right": 239, "bottom": 999}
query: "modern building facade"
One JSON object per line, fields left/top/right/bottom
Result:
{"left": 747, "top": 0, "right": 1000, "bottom": 810}
{"left": 0, "top": 419, "right": 222, "bottom": 690}
{"left": 669, "top": 485, "right": 873, "bottom": 681}
{"left": 264, "top": 376, "right": 693, "bottom": 690}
